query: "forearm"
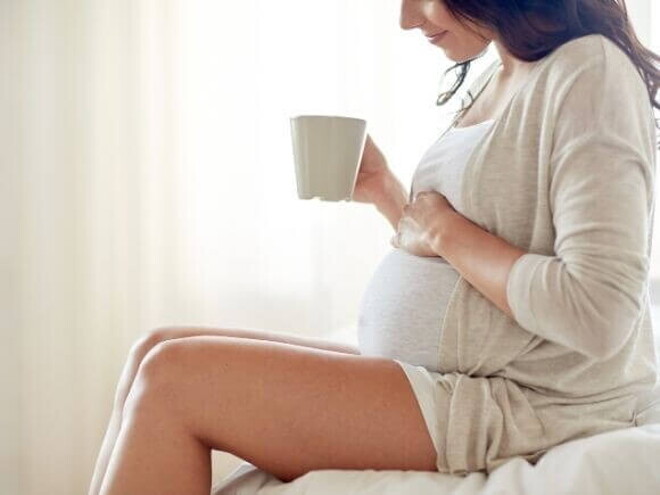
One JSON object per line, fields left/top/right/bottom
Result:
{"left": 374, "top": 174, "right": 409, "bottom": 231}
{"left": 432, "top": 213, "right": 526, "bottom": 320}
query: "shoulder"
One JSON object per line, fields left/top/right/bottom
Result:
{"left": 539, "top": 33, "right": 644, "bottom": 92}
{"left": 543, "top": 33, "right": 609, "bottom": 67}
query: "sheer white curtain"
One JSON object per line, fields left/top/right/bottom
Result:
{"left": 1, "top": 0, "right": 657, "bottom": 494}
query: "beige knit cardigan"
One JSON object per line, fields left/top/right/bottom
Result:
{"left": 422, "top": 33, "right": 658, "bottom": 475}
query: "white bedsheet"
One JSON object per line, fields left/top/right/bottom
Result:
{"left": 212, "top": 379, "right": 660, "bottom": 495}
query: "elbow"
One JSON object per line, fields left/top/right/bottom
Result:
{"left": 574, "top": 274, "right": 644, "bottom": 361}
{"left": 582, "top": 310, "right": 639, "bottom": 362}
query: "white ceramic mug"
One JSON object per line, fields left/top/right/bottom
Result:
{"left": 289, "top": 115, "right": 367, "bottom": 202}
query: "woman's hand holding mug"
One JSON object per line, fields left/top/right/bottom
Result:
{"left": 352, "top": 134, "right": 395, "bottom": 205}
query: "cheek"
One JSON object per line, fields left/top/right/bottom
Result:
{"left": 429, "top": 1, "right": 461, "bottom": 29}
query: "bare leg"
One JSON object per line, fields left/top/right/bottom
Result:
{"left": 99, "top": 387, "right": 212, "bottom": 495}
{"left": 98, "top": 336, "right": 435, "bottom": 495}
{"left": 87, "top": 326, "right": 360, "bottom": 495}
{"left": 99, "top": 391, "right": 211, "bottom": 495}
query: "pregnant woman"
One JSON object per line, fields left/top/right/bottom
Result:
{"left": 90, "top": 1, "right": 660, "bottom": 494}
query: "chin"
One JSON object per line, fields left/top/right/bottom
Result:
{"left": 446, "top": 44, "right": 490, "bottom": 64}
{"left": 445, "top": 51, "right": 473, "bottom": 64}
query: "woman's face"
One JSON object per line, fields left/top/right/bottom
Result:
{"left": 399, "top": 0, "right": 494, "bottom": 62}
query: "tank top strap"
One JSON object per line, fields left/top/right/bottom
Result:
{"left": 407, "top": 59, "right": 503, "bottom": 203}
{"left": 451, "top": 59, "right": 502, "bottom": 129}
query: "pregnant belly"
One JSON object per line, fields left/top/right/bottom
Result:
{"left": 357, "top": 248, "right": 461, "bottom": 372}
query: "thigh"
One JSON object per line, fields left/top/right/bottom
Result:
{"left": 133, "top": 336, "right": 437, "bottom": 482}
{"left": 116, "top": 327, "right": 358, "bottom": 411}
{"left": 136, "top": 326, "right": 360, "bottom": 359}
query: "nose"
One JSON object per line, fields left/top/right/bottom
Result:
{"left": 399, "top": 0, "right": 422, "bottom": 31}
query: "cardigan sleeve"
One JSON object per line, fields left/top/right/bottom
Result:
{"left": 506, "top": 49, "right": 656, "bottom": 362}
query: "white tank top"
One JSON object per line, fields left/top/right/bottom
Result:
{"left": 357, "top": 119, "right": 496, "bottom": 371}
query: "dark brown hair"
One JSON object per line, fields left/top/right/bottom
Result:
{"left": 436, "top": 0, "right": 660, "bottom": 148}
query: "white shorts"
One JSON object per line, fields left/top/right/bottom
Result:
{"left": 393, "top": 359, "right": 449, "bottom": 472}
{"left": 392, "top": 359, "right": 552, "bottom": 475}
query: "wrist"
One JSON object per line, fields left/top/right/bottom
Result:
{"left": 376, "top": 173, "right": 407, "bottom": 208}
{"left": 430, "top": 211, "right": 463, "bottom": 258}
{"left": 375, "top": 174, "right": 408, "bottom": 230}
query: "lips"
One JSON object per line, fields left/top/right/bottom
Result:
{"left": 426, "top": 31, "right": 448, "bottom": 44}
{"left": 425, "top": 30, "right": 447, "bottom": 39}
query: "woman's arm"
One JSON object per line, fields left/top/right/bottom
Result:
{"left": 497, "top": 53, "right": 654, "bottom": 362}
{"left": 374, "top": 173, "right": 409, "bottom": 232}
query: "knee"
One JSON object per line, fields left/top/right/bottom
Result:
{"left": 113, "top": 327, "right": 178, "bottom": 410}
{"left": 128, "top": 326, "right": 197, "bottom": 371}
{"left": 129, "top": 327, "right": 179, "bottom": 361}
{"left": 121, "top": 339, "right": 185, "bottom": 418}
